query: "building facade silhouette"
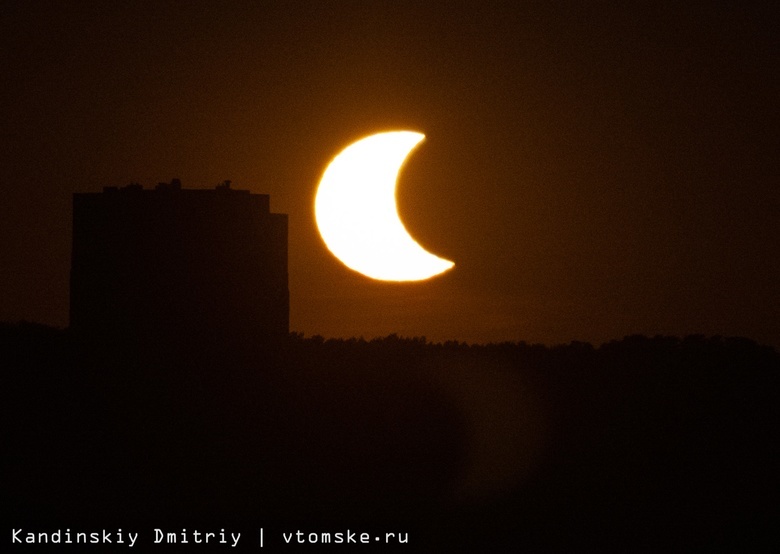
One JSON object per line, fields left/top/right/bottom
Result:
{"left": 70, "top": 180, "right": 288, "bottom": 349}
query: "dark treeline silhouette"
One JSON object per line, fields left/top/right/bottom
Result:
{"left": 2, "top": 322, "right": 778, "bottom": 551}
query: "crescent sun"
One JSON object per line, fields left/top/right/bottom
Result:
{"left": 315, "top": 131, "right": 455, "bottom": 281}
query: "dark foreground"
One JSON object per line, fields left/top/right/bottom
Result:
{"left": 2, "top": 323, "right": 778, "bottom": 551}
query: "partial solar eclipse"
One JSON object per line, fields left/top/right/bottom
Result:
{"left": 315, "top": 131, "right": 455, "bottom": 281}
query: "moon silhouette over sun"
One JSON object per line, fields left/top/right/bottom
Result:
{"left": 315, "top": 131, "right": 455, "bottom": 281}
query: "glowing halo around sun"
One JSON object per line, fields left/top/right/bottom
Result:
{"left": 315, "top": 131, "right": 455, "bottom": 281}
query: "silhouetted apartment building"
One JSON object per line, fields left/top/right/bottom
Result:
{"left": 70, "top": 179, "right": 288, "bottom": 349}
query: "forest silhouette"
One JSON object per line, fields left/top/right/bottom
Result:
{"left": 2, "top": 322, "right": 778, "bottom": 550}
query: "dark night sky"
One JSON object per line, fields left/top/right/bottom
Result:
{"left": 1, "top": 2, "right": 777, "bottom": 346}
